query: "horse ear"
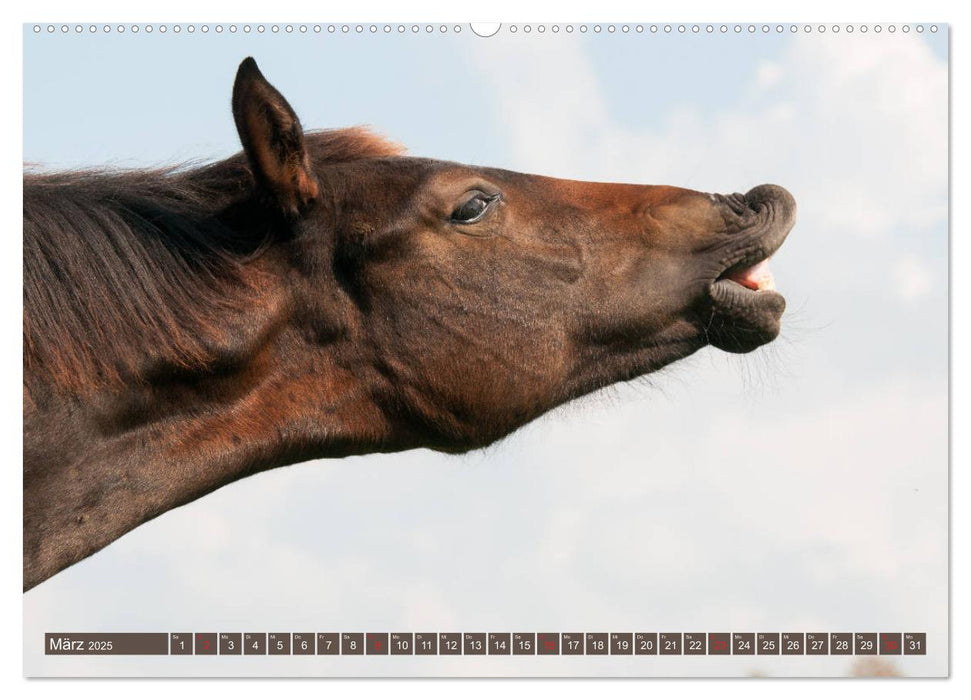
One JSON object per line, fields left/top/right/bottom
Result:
{"left": 232, "top": 57, "right": 318, "bottom": 217}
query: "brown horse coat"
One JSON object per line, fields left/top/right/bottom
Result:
{"left": 23, "top": 58, "right": 795, "bottom": 590}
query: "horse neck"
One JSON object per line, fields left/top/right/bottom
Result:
{"left": 22, "top": 319, "right": 393, "bottom": 590}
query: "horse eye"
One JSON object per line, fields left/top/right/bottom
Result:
{"left": 451, "top": 192, "right": 498, "bottom": 224}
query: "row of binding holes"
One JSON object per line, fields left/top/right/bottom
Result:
{"left": 33, "top": 24, "right": 939, "bottom": 34}
{"left": 33, "top": 24, "right": 464, "bottom": 34}
{"left": 508, "top": 24, "right": 937, "bottom": 34}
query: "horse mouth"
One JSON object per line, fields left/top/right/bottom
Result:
{"left": 706, "top": 184, "right": 796, "bottom": 353}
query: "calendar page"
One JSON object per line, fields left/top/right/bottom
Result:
{"left": 22, "top": 20, "right": 948, "bottom": 678}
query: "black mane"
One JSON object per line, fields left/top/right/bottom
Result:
{"left": 23, "top": 128, "right": 403, "bottom": 393}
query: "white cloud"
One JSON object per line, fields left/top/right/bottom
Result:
{"left": 892, "top": 256, "right": 935, "bottom": 301}
{"left": 757, "top": 61, "right": 784, "bottom": 89}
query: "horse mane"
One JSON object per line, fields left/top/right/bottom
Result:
{"left": 23, "top": 127, "right": 403, "bottom": 394}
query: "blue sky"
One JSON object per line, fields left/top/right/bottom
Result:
{"left": 23, "top": 24, "right": 948, "bottom": 677}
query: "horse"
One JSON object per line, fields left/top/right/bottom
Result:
{"left": 23, "top": 57, "right": 796, "bottom": 591}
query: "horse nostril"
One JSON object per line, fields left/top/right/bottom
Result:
{"left": 717, "top": 192, "right": 751, "bottom": 216}
{"left": 744, "top": 184, "right": 797, "bottom": 219}
{"left": 731, "top": 193, "right": 751, "bottom": 211}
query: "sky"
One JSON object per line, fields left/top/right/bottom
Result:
{"left": 22, "top": 23, "right": 948, "bottom": 677}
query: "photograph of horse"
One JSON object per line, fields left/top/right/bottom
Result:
{"left": 23, "top": 57, "right": 795, "bottom": 591}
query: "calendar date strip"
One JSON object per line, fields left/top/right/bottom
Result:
{"left": 45, "top": 632, "right": 927, "bottom": 656}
